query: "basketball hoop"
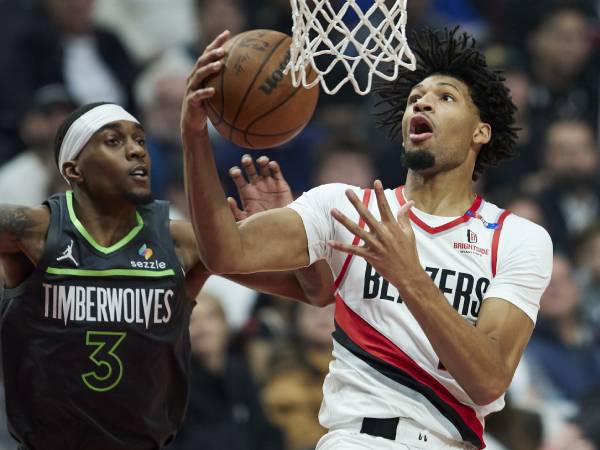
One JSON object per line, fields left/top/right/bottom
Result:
{"left": 288, "top": 0, "right": 416, "bottom": 95}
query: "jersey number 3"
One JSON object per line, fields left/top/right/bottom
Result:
{"left": 81, "top": 331, "right": 127, "bottom": 392}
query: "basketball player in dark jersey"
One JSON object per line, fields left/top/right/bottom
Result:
{"left": 0, "top": 98, "right": 332, "bottom": 447}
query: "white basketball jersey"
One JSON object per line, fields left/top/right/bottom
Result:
{"left": 288, "top": 183, "right": 553, "bottom": 449}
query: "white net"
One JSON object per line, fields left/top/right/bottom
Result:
{"left": 288, "top": 0, "right": 416, "bottom": 95}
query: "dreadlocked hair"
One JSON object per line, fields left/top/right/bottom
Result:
{"left": 373, "top": 27, "right": 518, "bottom": 180}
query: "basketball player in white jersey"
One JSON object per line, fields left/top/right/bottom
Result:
{"left": 181, "top": 28, "right": 553, "bottom": 449}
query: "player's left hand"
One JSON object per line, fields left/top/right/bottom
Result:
{"left": 328, "top": 180, "right": 419, "bottom": 288}
{"left": 227, "top": 154, "right": 294, "bottom": 221}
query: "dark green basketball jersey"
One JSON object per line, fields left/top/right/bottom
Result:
{"left": 0, "top": 192, "right": 193, "bottom": 450}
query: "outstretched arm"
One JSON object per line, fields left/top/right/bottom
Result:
{"left": 181, "top": 31, "right": 309, "bottom": 274}
{"left": 173, "top": 154, "right": 335, "bottom": 306}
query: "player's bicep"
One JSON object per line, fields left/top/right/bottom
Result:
{"left": 476, "top": 297, "right": 534, "bottom": 379}
{"left": 236, "top": 207, "right": 310, "bottom": 273}
{"left": 0, "top": 205, "right": 49, "bottom": 256}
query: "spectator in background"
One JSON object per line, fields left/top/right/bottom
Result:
{"left": 93, "top": 0, "right": 196, "bottom": 62}
{"left": 171, "top": 292, "right": 283, "bottom": 450}
{"left": 525, "top": 1, "right": 598, "bottom": 127}
{"left": 134, "top": 51, "right": 193, "bottom": 204}
{"left": 508, "top": 254, "right": 600, "bottom": 450}
{"left": 529, "top": 119, "right": 600, "bottom": 251}
{"left": 505, "top": 193, "right": 547, "bottom": 228}
{"left": 312, "top": 134, "right": 376, "bottom": 187}
{"left": 483, "top": 46, "right": 539, "bottom": 193}
{"left": 0, "top": 0, "right": 41, "bottom": 162}
{"left": 5, "top": 0, "right": 138, "bottom": 121}
{"left": 262, "top": 302, "right": 334, "bottom": 450}
{"left": 0, "top": 84, "right": 75, "bottom": 205}
{"left": 405, "top": 0, "right": 446, "bottom": 33}
{"left": 574, "top": 222, "right": 600, "bottom": 331}
{"left": 185, "top": 0, "right": 247, "bottom": 61}
{"left": 523, "top": 254, "right": 600, "bottom": 410}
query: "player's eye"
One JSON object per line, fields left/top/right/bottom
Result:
{"left": 106, "top": 137, "right": 120, "bottom": 146}
{"left": 136, "top": 137, "right": 146, "bottom": 146}
{"left": 408, "top": 94, "right": 421, "bottom": 104}
{"left": 441, "top": 93, "right": 455, "bottom": 102}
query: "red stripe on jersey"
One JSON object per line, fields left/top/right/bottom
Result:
{"left": 334, "top": 294, "right": 485, "bottom": 445}
{"left": 491, "top": 210, "right": 511, "bottom": 277}
{"left": 333, "top": 189, "right": 372, "bottom": 290}
{"left": 395, "top": 186, "right": 483, "bottom": 234}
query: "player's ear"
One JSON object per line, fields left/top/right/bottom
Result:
{"left": 62, "top": 161, "right": 82, "bottom": 184}
{"left": 473, "top": 122, "right": 491, "bottom": 146}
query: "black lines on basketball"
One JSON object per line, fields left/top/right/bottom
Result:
{"left": 231, "top": 35, "right": 289, "bottom": 138}
{"left": 243, "top": 66, "right": 316, "bottom": 147}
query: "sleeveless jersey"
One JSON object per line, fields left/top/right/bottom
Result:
{"left": 0, "top": 191, "right": 192, "bottom": 450}
{"left": 288, "top": 183, "right": 552, "bottom": 449}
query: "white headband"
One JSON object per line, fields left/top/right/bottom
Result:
{"left": 58, "top": 104, "right": 140, "bottom": 181}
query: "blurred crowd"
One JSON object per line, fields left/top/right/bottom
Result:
{"left": 1, "top": 0, "right": 600, "bottom": 449}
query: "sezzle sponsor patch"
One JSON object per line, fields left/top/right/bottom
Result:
{"left": 131, "top": 243, "right": 167, "bottom": 269}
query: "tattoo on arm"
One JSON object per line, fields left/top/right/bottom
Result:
{"left": 0, "top": 207, "right": 38, "bottom": 242}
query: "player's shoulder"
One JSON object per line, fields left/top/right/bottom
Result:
{"left": 483, "top": 199, "right": 552, "bottom": 250}
{"left": 307, "top": 183, "right": 360, "bottom": 195}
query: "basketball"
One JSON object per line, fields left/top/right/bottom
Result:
{"left": 204, "top": 29, "right": 319, "bottom": 149}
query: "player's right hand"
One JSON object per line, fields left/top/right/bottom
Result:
{"left": 227, "top": 155, "right": 294, "bottom": 221}
{"left": 181, "top": 30, "right": 230, "bottom": 134}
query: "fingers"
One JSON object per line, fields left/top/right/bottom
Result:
{"left": 268, "top": 160, "right": 285, "bottom": 180}
{"left": 241, "top": 154, "right": 279, "bottom": 180}
{"left": 241, "top": 154, "right": 259, "bottom": 181}
{"left": 205, "top": 30, "right": 230, "bottom": 53}
{"left": 331, "top": 208, "right": 375, "bottom": 246}
{"left": 229, "top": 166, "right": 249, "bottom": 191}
{"left": 327, "top": 240, "right": 366, "bottom": 257}
{"left": 374, "top": 180, "right": 395, "bottom": 223}
{"left": 188, "top": 58, "right": 224, "bottom": 92}
{"left": 345, "top": 189, "right": 381, "bottom": 233}
{"left": 397, "top": 200, "right": 414, "bottom": 227}
{"left": 256, "top": 156, "right": 271, "bottom": 177}
{"left": 187, "top": 29, "right": 230, "bottom": 88}
{"left": 227, "top": 196, "right": 247, "bottom": 221}
{"left": 187, "top": 87, "right": 216, "bottom": 107}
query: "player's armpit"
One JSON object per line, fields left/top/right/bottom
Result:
{"left": 184, "top": 262, "right": 210, "bottom": 300}
{"left": 475, "top": 297, "right": 535, "bottom": 390}
{"left": 0, "top": 205, "right": 49, "bottom": 259}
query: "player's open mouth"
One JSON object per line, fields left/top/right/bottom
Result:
{"left": 409, "top": 115, "right": 434, "bottom": 143}
{"left": 130, "top": 166, "right": 149, "bottom": 180}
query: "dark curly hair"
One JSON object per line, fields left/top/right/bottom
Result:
{"left": 373, "top": 27, "right": 518, "bottom": 180}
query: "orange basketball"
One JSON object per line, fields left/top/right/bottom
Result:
{"left": 204, "top": 29, "right": 319, "bottom": 149}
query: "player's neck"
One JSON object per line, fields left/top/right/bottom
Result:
{"left": 70, "top": 191, "right": 140, "bottom": 248}
{"left": 404, "top": 170, "right": 476, "bottom": 217}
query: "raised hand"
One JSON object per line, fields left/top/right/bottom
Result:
{"left": 227, "top": 154, "right": 294, "bottom": 221}
{"left": 181, "top": 30, "right": 230, "bottom": 134}
{"left": 328, "top": 180, "right": 419, "bottom": 289}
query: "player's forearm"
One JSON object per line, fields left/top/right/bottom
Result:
{"left": 395, "top": 269, "right": 510, "bottom": 405}
{"left": 182, "top": 129, "right": 245, "bottom": 273}
{"left": 224, "top": 271, "right": 310, "bottom": 303}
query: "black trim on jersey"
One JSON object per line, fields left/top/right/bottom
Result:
{"left": 333, "top": 321, "right": 483, "bottom": 449}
